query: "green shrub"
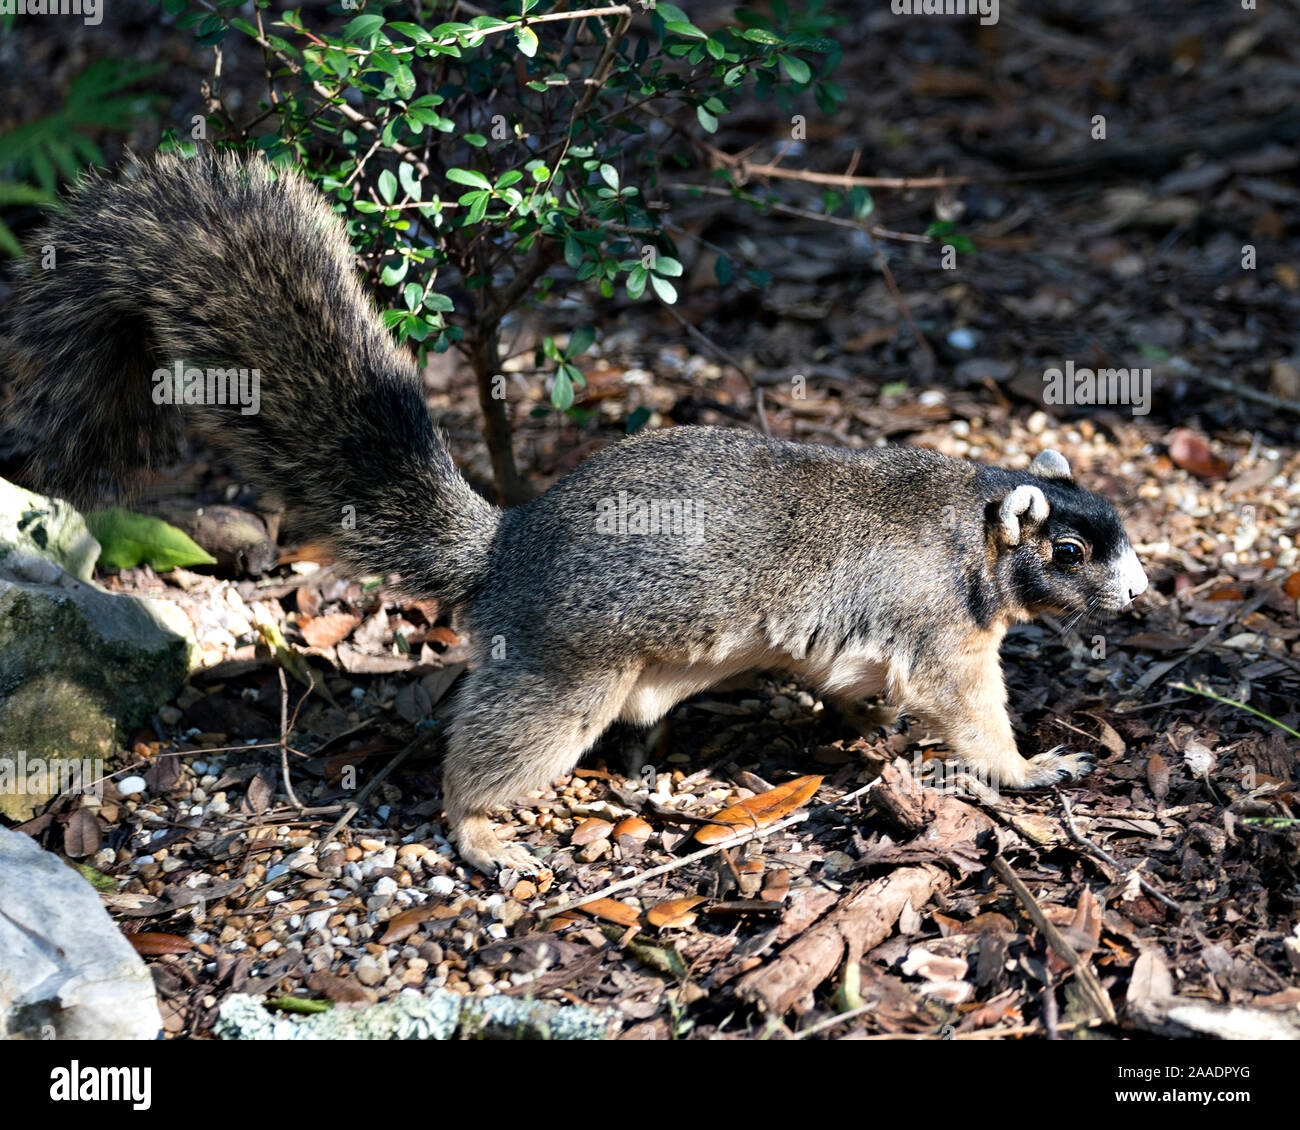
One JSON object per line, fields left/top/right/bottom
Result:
{"left": 156, "top": 2, "right": 851, "bottom": 500}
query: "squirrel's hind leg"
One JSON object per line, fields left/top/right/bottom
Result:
{"left": 442, "top": 662, "right": 639, "bottom": 876}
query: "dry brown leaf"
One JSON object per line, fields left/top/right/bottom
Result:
{"left": 571, "top": 818, "right": 613, "bottom": 846}
{"left": 694, "top": 775, "right": 823, "bottom": 845}
{"left": 429, "top": 625, "right": 460, "bottom": 647}
{"left": 612, "top": 816, "right": 652, "bottom": 843}
{"left": 1049, "top": 887, "right": 1104, "bottom": 975}
{"left": 1206, "top": 586, "right": 1247, "bottom": 601}
{"left": 63, "top": 807, "right": 101, "bottom": 858}
{"left": 128, "top": 932, "right": 193, "bottom": 955}
{"left": 1122, "top": 631, "right": 1189, "bottom": 652}
{"left": 1146, "top": 751, "right": 1171, "bottom": 803}
{"left": 379, "top": 905, "right": 437, "bottom": 945}
{"left": 1168, "top": 428, "right": 1232, "bottom": 480}
{"left": 761, "top": 868, "right": 792, "bottom": 902}
{"left": 1096, "top": 717, "right": 1126, "bottom": 757}
{"left": 581, "top": 897, "right": 640, "bottom": 927}
{"left": 1284, "top": 572, "right": 1300, "bottom": 601}
{"left": 298, "top": 612, "right": 361, "bottom": 648}
{"left": 645, "top": 896, "right": 706, "bottom": 929}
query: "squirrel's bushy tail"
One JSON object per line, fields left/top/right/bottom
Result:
{"left": 3, "top": 152, "right": 498, "bottom": 604}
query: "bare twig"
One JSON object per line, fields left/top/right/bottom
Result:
{"left": 661, "top": 181, "right": 934, "bottom": 364}
{"left": 792, "top": 1003, "right": 878, "bottom": 1040}
{"left": 1056, "top": 790, "right": 1182, "bottom": 915}
{"left": 541, "top": 810, "right": 812, "bottom": 918}
{"left": 659, "top": 302, "right": 770, "bottom": 436}
{"left": 989, "top": 854, "right": 1116, "bottom": 1025}
{"left": 539, "top": 779, "right": 879, "bottom": 919}
{"left": 317, "top": 736, "right": 426, "bottom": 852}
{"left": 1130, "top": 591, "right": 1269, "bottom": 694}
{"left": 1194, "top": 373, "right": 1300, "bottom": 416}
{"left": 277, "top": 667, "right": 308, "bottom": 810}
{"left": 728, "top": 158, "right": 970, "bottom": 191}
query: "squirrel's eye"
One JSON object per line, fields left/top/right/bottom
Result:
{"left": 1052, "top": 541, "right": 1084, "bottom": 570}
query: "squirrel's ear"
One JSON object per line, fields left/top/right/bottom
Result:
{"left": 992, "top": 484, "right": 1049, "bottom": 546}
{"left": 1029, "top": 449, "right": 1072, "bottom": 481}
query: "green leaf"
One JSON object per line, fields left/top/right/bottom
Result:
{"left": 388, "top": 21, "right": 432, "bottom": 43}
{"left": 663, "top": 19, "right": 707, "bottom": 40}
{"left": 377, "top": 169, "right": 397, "bottom": 204}
{"left": 464, "top": 190, "right": 490, "bottom": 223}
{"left": 403, "top": 281, "right": 422, "bottom": 311}
{"left": 342, "top": 14, "right": 386, "bottom": 42}
{"left": 598, "top": 163, "right": 619, "bottom": 190}
{"left": 567, "top": 325, "right": 595, "bottom": 356}
{"left": 85, "top": 509, "right": 217, "bottom": 572}
{"left": 649, "top": 274, "right": 678, "bottom": 304}
{"left": 76, "top": 863, "right": 116, "bottom": 892}
{"left": 267, "top": 995, "right": 332, "bottom": 1014}
{"left": 515, "top": 25, "right": 539, "bottom": 57}
{"left": 398, "top": 161, "right": 422, "bottom": 200}
{"left": 696, "top": 104, "right": 718, "bottom": 133}
{"left": 653, "top": 256, "right": 683, "bottom": 278}
{"left": 446, "top": 167, "right": 491, "bottom": 190}
{"left": 380, "top": 258, "right": 409, "bottom": 286}
{"left": 778, "top": 54, "right": 811, "bottom": 84}
{"left": 552, "top": 369, "right": 574, "bottom": 411}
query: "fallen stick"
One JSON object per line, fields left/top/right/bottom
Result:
{"left": 1056, "top": 790, "right": 1182, "bottom": 915}
{"left": 537, "top": 780, "right": 879, "bottom": 920}
{"left": 736, "top": 863, "right": 949, "bottom": 1016}
{"left": 989, "top": 855, "right": 1116, "bottom": 1025}
{"left": 1130, "top": 592, "right": 1268, "bottom": 695}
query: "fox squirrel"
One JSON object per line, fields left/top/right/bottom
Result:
{"left": 3, "top": 154, "right": 1148, "bottom": 876}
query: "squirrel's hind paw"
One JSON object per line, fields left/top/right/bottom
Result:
{"left": 454, "top": 815, "right": 551, "bottom": 879}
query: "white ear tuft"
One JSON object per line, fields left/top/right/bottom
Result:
{"left": 1029, "top": 449, "right": 1072, "bottom": 481}
{"left": 998, "top": 485, "right": 1049, "bottom": 545}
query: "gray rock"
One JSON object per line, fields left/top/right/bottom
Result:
{"left": 0, "top": 826, "right": 161, "bottom": 1039}
{"left": 215, "top": 988, "right": 621, "bottom": 1040}
{"left": 0, "top": 479, "right": 198, "bottom": 819}
{"left": 0, "top": 477, "right": 100, "bottom": 582}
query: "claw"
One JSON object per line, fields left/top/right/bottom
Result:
{"left": 1002, "top": 748, "right": 1098, "bottom": 790}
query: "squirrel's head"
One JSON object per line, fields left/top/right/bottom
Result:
{"left": 984, "top": 450, "right": 1147, "bottom": 620}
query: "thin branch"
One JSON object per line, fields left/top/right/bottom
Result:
{"left": 1056, "top": 790, "right": 1182, "bottom": 915}
{"left": 317, "top": 736, "right": 425, "bottom": 852}
{"left": 277, "top": 666, "right": 308, "bottom": 811}
{"left": 538, "top": 779, "right": 879, "bottom": 919}
{"left": 727, "top": 158, "right": 970, "bottom": 191}
{"left": 989, "top": 854, "right": 1117, "bottom": 1025}
{"left": 659, "top": 302, "right": 770, "bottom": 436}
{"left": 1194, "top": 372, "right": 1300, "bottom": 417}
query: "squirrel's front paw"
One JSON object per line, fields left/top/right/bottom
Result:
{"left": 1004, "top": 747, "right": 1096, "bottom": 789}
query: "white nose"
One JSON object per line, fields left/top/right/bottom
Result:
{"left": 1121, "top": 547, "right": 1148, "bottom": 602}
